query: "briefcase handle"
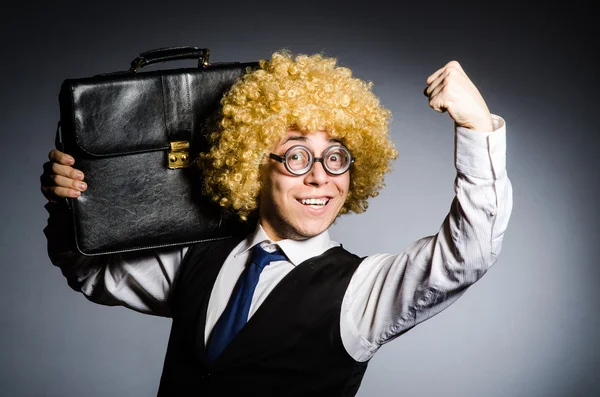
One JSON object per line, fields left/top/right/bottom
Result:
{"left": 129, "top": 46, "right": 210, "bottom": 72}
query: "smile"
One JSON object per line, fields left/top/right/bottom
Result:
{"left": 299, "top": 198, "right": 330, "bottom": 208}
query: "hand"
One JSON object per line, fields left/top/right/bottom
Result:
{"left": 40, "top": 150, "right": 87, "bottom": 202}
{"left": 425, "top": 61, "right": 493, "bottom": 132}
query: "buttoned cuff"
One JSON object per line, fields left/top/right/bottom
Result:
{"left": 455, "top": 114, "right": 506, "bottom": 180}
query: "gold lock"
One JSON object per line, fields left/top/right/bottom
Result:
{"left": 167, "top": 141, "right": 191, "bottom": 169}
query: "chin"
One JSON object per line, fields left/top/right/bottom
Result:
{"left": 290, "top": 216, "right": 335, "bottom": 239}
{"left": 270, "top": 216, "right": 329, "bottom": 241}
{"left": 292, "top": 207, "right": 343, "bottom": 240}
{"left": 294, "top": 224, "right": 328, "bottom": 239}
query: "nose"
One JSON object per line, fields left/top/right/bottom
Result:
{"left": 304, "top": 160, "right": 328, "bottom": 186}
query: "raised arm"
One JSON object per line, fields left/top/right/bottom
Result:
{"left": 42, "top": 150, "right": 184, "bottom": 317}
{"left": 340, "top": 61, "right": 513, "bottom": 361}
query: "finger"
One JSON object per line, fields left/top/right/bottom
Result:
{"left": 426, "top": 63, "right": 465, "bottom": 97}
{"left": 48, "top": 149, "right": 75, "bottom": 165}
{"left": 444, "top": 60, "right": 465, "bottom": 75}
{"left": 427, "top": 65, "right": 475, "bottom": 109}
{"left": 52, "top": 174, "right": 87, "bottom": 191}
{"left": 425, "top": 60, "right": 466, "bottom": 90}
{"left": 425, "top": 68, "right": 452, "bottom": 98}
{"left": 51, "top": 162, "right": 84, "bottom": 180}
{"left": 428, "top": 85, "right": 453, "bottom": 113}
{"left": 429, "top": 96, "right": 452, "bottom": 113}
{"left": 428, "top": 76, "right": 463, "bottom": 114}
{"left": 42, "top": 185, "right": 81, "bottom": 200}
{"left": 428, "top": 83, "right": 445, "bottom": 107}
{"left": 426, "top": 64, "right": 446, "bottom": 86}
{"left": 424, "top": 75, "right": 448, "bottom": 109}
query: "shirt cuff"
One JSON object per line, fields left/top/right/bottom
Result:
{"left": 455, "top": 114, "right": 506, "bottom": 180}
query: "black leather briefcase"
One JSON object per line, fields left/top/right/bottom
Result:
{"left": 57, "top": 46, "right": 258, "bottom": 256}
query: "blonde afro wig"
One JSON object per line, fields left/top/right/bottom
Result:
{"left": 199, "top": 50, "right": 398, "bottom": 220}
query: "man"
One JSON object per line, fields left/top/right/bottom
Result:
{"left": 41, "top": 51, "right": 512, "bottom": 396}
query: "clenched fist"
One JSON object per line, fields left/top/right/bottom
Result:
{"left": 425, "top": 61, "right": 493, "bottom": 132}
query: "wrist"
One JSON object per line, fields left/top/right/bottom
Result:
{"left": 468, "top": 114, "right": 494, "bottom": 132}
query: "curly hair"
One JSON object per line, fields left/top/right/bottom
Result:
{"left": 199, "top": 50, "right": 398, "bottom": 220}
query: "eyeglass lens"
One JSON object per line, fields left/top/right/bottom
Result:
{"left": 285, "top": 145, "right": 351, "bottom": 174}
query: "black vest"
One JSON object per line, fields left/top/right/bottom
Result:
{"left": 157, "top": 234, "right": 369, "bottom": 396}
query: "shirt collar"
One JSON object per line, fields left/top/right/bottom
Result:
{"left": 234, "top": 223, "right": 339, "bottom": 266}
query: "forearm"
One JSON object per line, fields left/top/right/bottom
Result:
{"left": 342, "top": 115, "right": 512, "bottom": 361}
{"left": 441, "top": 115, "right": 511, "bottom": 282}
{"left": 44, "top": 202, "right": 183, "bottom": 316}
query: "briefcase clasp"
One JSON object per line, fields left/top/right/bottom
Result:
{"left": 168, "top": 141, "right": 191, "bottom": 169}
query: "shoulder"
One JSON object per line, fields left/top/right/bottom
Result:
{"left": 313, "top": 245, "right": 364, "bottom": 267}
{"left": 183, "top": 219, "right": 257, "bottom": 259}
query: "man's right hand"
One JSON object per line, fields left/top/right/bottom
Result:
{"left": 41, "top": 149, "right": 87, "bottom": 202}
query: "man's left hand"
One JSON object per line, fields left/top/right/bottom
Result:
{"left": 425, "top": 61, "right": 494, "bottom": 132}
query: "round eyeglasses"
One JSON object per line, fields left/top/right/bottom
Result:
{"left": 269, "top": 144, "right": 355, "bottom": 176}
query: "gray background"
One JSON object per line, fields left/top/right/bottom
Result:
{"left": 1, "top": 0, "right": 597, "bottom": 396}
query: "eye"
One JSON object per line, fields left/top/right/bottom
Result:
{"left": 289, "top": 151, "right": 307, "bottom": 162}
{"left": 286, "top": 147, "right": 311, "bottom": 171}
{"left": 326, "top": 151, "right": 345, "bottom": 169}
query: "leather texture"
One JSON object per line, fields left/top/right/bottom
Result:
{"left": 58, "top": 52, "right": 259, "bottom": 255}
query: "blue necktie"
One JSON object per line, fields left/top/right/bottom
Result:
{"left": 205, "top": 244, "right": 287, "bottom": 364}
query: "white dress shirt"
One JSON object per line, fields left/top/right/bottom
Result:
{"left": 48, "top": 115, "right": 512, "bottom": 363}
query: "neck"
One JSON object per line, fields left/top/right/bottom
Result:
{"left": 259, "top": 219, "right": 286, "bottom": 242}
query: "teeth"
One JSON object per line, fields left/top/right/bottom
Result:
{"left": 300, "top": 198, "right": 329, "bottom": 206}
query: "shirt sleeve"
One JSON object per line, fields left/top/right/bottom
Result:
{"left": 340, "top": 115, "right": 513, "bottom": 362}
{"left": 44, "top": 201, "right": 186, "bottom": 317}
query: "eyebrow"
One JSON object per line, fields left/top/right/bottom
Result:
{"left": 282, "top": 136, "right": 343, "bottom": 144}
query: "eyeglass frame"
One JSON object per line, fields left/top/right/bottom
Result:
{"left": 269, "top": 144, "right": 355, "bottom": 176}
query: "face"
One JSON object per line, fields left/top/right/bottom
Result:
{"left": 258, "top": 130, "right": 350, "bottom": 241}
